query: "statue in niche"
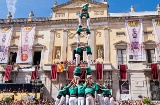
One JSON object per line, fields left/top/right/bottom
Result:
{"left": 97, "top": 46, "right": 103, "bottom": 58}
{"left": 55, "top": 48, "right": 61, "bottom": 59}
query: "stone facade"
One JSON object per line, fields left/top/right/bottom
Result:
{"left": 0, "top": 0, "right": 160, "bottom": 100}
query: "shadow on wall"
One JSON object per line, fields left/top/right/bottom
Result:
{"left": 44, "top": 72, "right": 67, "bottom": 99}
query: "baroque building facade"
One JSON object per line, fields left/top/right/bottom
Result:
{"left": 0, "top": 0, "right": 160, "bottom": 100}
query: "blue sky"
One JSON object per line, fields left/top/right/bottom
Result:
{"left": 0, "top": 0, "right": 159, "bottom": 19}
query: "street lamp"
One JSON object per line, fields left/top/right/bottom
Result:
{"left": 31, "top": 77, "right": 42, "bottom": 100}
{"left": 104, "top": 77, "right": 113, "bottom": 89}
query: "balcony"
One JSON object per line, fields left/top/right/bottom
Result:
{"left": 43, "top": 63, "right": 112, "bottom": 71}
{"left": 0, "top": 65, "right": 19, "bottom": 72}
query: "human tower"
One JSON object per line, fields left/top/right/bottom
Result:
{"left": 55, "top": 3, "right": 111, "bottom": 105}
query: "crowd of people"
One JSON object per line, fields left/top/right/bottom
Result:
{"left": 55, "top": 75, "right": 117, "bottom": 105}
{"left": 0, "top": 99, "right": 55, "bottom": 105}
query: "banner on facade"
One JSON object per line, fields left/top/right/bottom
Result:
{"left": 152, "top": 19, "right": 160, "bottom": 61}
{"left": 16, "top": 25, "right": 36, "bottom": 63}
{"left": 0, "top": 26, "right": 13, "bottom": 63}
{"left": 125, "top": 20, "right": 146, "bottom": 61}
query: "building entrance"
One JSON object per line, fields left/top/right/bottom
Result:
{"left": 150, "top": 80, "right": 160, "bottom": 100}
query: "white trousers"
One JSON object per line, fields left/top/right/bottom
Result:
{"left": 87, "top": 34, "right": 90, "bottom": 44}
{"left": 78, "top": 97, "right": 85, "bottom": 105}
{"left": 58, "top": 96, "right": 66, "bottom": 105}
{"left": 69, "top": 97, "right": 77, "bottom": 105}
{"left": 87, "top": 18, "right": 90, "bottom": 29}
{"left": 78, "top": 17, "right": 82, "bottom": 26}
{"left": 76, "top": 34, "right": 80, "bottom": 43}
{"left": 76, "top": 54, "right": 80, "bottom": 66}
{"left": 86, "top": 96, "right": 95, "bottom": 105}
{"left": 97, "top": 94, "right": 103, "bottom": 105}
{"left": 66, "top": 95, "right": 69, "bottom": 104}
{"left": 103, "top": 97, "right": 110, "bottom": 105}
{"left": 55, "top": 98, "right": 60, "bottom": 105}
{"left": 87, "top": 54, "right": 92, "bottom": 67}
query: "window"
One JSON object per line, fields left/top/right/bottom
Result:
{"left": 116, "top": 32, "right": 125, "bottom": 36}
{"left": 9, "top": 52, "right": 17, "bottom": 64}
{"left": 117, "top": 49, "right": 127, "bottom": 65}
{"left": 146, "top": 49, "right": 156, "bottom": 63}
{"left": 33, "top": 51, "right": 41, "bottom": 65}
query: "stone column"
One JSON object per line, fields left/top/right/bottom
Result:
{"left": 103, "top": 28, "right": 110, "bottom": 63}
{"left": 48, "top": 30, "right": 55, "bottom": 63}
{"left": 61, "top": 29, "right": 68, "bottom": 61}
{"left": 89, "top": 29, "right": 95, "bottom": 61}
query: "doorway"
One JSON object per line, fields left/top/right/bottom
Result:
{"left": 33, "top": 51, "right": 41, "bottom": 65}
{"left": 9, "top": 52, "right": 17, "bottom": 64}
{"left": 73, "top": 50, "right": 83, "bottom": 61}
{"left": 150, "top": 80, "right": 160, "bottom": 100}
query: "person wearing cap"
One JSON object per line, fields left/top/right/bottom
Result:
{"left": 85, "top": 44, "right": 92, "bottom": 67}
{"left": 76, "top": 25, "right": 83, "bottom": 46}
{"left": 78, "top": 3, "right": 90, "bottom": 27}
{"left": 69, "top": 84, "right": 78, "bottom": 105}
{"left": 85, "top": 83, "right": 95, "bottom": 105}
{"left": 75, "top": 46, "right": 82, "bottom": 66}
{"left": 77, "top": 80, "right": 88, "bottom": 105}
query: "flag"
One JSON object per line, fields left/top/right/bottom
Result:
{"left": 57, "top": 64, "right": 64, "bottom": 72}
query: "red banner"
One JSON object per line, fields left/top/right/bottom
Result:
{"left": 4, "top": 65, "right": 12, "bottom": 81}
{"left": 96, "top": 63, "right": 103, "bottom": 80}
{"left": 31, "top": 66, "right": 38, "bottom": 80}
{"left": 67, "top": 65, "right": 76, "bottom": 80}
{"left": 67, "top": 64, "right": 87, "bottom": 80}
{"left": 51, "top": 64, "right": 57, "bottom": 81}
{"left": 151, "top": 64, "right": 158, "bottom": 80}
{"left": 120, "top": 65, "right": 127, "bottom": 81}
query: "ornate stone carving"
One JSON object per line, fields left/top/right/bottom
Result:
{"left": 95, "top": 31, "right": 101, "bottom": 37}
{"left": 68, "top": 32, "right": 75, "bottom": 39}
{"left": 55, "top": 13, "right": 65, "bottom": 17}
{"left": 75, "top": 2, "right": 82, "bottom": 7}
{"left": 35, "top": 34, "right": 44, "bottom": 39}
{"left": 11, "top": 36, "right": 19, "bottom": 40}
{"left": 55, "top": 48, "right": 61, "bottom": 59}
{"left": 94, "top": 11, "right": 104, "bottom": 15}
{"left": 55, "top": 31, "right": 61, "bottom": 38}
{"left": 68, "top": 31, "right": 85, "bottom": 39}
{"left": 97, "top": 46, "right": 103, "bottom": 58}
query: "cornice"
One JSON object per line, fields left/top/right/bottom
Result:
{"left": 51, "top": 0, "right": 108, "bottom": 12}
{"left": 0, "top": 15, "right": 160, "bottom": 26}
